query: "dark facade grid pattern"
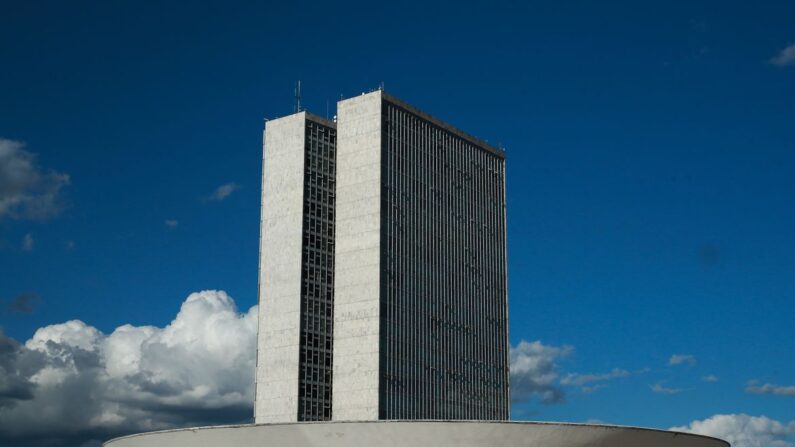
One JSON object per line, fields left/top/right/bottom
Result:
{"left": 378, "top": 100, "right": 509, "bottom": 420}
{"left": 298, "top": 119, "right": 337, "bottom": 421}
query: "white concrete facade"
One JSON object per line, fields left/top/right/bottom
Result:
{"left": 104, "top": 421, "right": 730, "bottom": 447}
{"left": 332, "top": 91, "right": 383, "bottom": 420}
{"left": 255, "top": 112, "right": 307, "bottom": 423}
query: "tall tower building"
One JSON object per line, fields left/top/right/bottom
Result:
{"left": 332, "top": 91, "right": 509, "bottom": 421}
{"left": 256, "top": 111, "right": 337, "bottom": 422}
{"left": 256, "top": 90, "right": 508, "bottom": 424}
{"left": 109, "top": 89, "right": 729, "bottom": 447}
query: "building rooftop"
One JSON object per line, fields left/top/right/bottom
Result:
{"left": 379, "top": 90, "right": 505, "bottom": 159}
{"left": 265, "top": 90, "right": 505, "bottom": 159}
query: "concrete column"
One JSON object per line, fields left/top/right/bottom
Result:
{"left": 256, "top": 112, "right": 306, "bottom": 423}
{"left": 332, "top": 92, "right": 383, "bottom": 420}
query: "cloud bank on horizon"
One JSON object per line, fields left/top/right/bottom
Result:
{"left": 672, "top": 414, "right": 795, "bottom": 447}
{"left": 0, "top": 291, "right": 792, "bottom": 447}
{"left": 0, "top": 290, "right": 257, "bottom": 447}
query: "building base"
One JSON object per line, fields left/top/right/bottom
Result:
{"left": 104, "top": 420, "right": 727, "bottom": 447}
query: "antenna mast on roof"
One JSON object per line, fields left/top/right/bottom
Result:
{"left": 294, "top": 80, "right": 302, "bottom": 113}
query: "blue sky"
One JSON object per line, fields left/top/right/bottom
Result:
{"left": 1, "top": 1, "right": 794, "bottom": 446}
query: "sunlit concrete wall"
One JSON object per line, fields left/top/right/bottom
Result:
{"left": 332, "top": 91, "right": 384, "bottom": 421}
{"left": 255, "top": 112, "right": 306, "bottom": 423}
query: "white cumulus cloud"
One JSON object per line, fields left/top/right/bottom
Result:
{"left": 671, "top": 414, "right": 795, "bottom": 447}
{"left": 510, "top": 340, "right": 572, "bottom": 404}
{"left": 0, "top": 138, "right": 70, "bottom": 220}
{"left": 0, "top": 290, "right": 257, "bottom": 447}
{"left": 510, "top": 342, "right": 634, "bottom": 400}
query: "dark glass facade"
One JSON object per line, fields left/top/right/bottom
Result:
{"left": 379, "top": 99, "right": 509, "bottom": 419}
{"left": 298, "top": 117, "right": 337, "bottom": 421}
